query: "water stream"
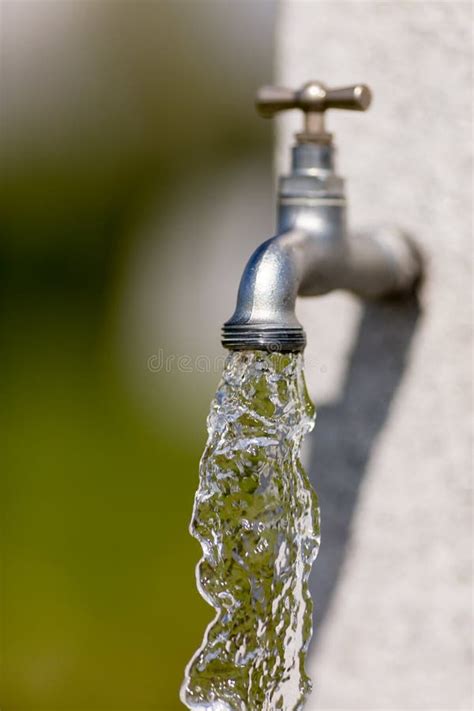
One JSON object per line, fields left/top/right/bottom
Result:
{"left": 181, "top": 351, "right": 320, "bottom": 711}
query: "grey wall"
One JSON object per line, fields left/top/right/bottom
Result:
{"left": 276, "top": 2, "right": 472, "bottom": 709}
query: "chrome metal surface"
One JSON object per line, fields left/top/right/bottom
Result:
{"left": 256, "top": 81, "right": 371, "bottom": 117}
{"left": 222, "top": 82, "right": 422, "bottom": 352}
{"left": 256, "top": 80, "right": 372, "bottom": 144}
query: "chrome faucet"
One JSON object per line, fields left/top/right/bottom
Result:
{"left": 222, "top": 81, "right": 422, "bottom": 352}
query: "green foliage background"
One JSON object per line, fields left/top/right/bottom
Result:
{"left": 0, "top": 2, "right": 275, "bottom": 708}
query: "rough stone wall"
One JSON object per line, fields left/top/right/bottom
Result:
{"left": 276, "top": 2, "right": 472, "bottom": 709}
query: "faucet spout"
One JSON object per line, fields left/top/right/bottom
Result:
{"left": 222, "top": 218, "right": 420, "bottom": 352}
{"left": 221, "top": 228, "right": 309, "bottom": 351}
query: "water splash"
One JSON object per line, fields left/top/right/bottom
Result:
{"left": 181, "top": 351, "right": 320, "bottom": 711}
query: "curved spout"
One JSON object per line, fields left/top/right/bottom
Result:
{"left": 222, "top": 229, "right": 308, "bottom": 351}
{"left": 222, "top": 215, "right": 421, "bottom": 352}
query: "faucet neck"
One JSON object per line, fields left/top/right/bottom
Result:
{"left": 277, "top": 140, "right": 345, "bottom": 233}
{"left": 291, "top": 142, "right": 335, "bottom": 175}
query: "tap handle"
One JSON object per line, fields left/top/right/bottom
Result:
{"left": 256, "top": 81, "right": 372, "bottom": 142}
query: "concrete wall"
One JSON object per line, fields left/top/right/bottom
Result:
{"left": 276, "top": 2, "right": 472, "bottom": 709}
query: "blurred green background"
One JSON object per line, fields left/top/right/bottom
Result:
{"left": 0, "top": 2, "right": 276, "bottom": 708}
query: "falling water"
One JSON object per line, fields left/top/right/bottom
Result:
{"left": 181, "top": 351, "right": 320, "bottom": 711}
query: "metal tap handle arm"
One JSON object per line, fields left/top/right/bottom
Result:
{"left": 256, "top": 81, "right": 372, "bottom": 117}
{"left": 256, "top": 81, "right": 372, "bottom": 143}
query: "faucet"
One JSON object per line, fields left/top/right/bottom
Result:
{"left": 222, "top": 81, "right": 422, "bottom": 352}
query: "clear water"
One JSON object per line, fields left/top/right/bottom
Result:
{"left": 181, "top": 351, "right": 320, "bottom": 711}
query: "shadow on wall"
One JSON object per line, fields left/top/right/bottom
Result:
{"left": 307, "top": 296, "right": 421, "bottom": 638}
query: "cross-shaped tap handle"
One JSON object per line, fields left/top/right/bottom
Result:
{"left": 256, "top": 81, "right": 372, "bottom": 143}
